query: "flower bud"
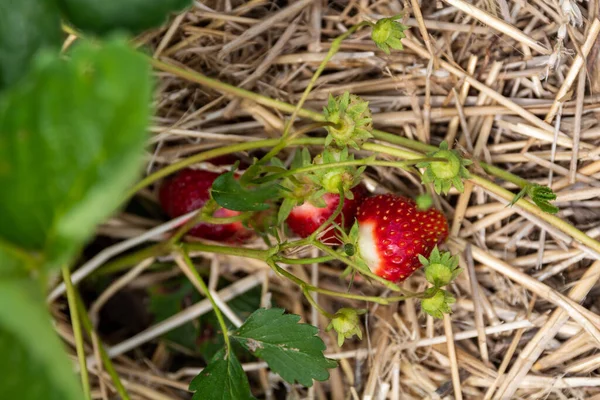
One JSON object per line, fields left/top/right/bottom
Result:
{"left": 326, "top": 308, "right": 366, "bottom": 347}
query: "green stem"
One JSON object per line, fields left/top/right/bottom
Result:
{"left": 310, "top": 241, "right": 404, "bottom": 293}
{"left": 254, "top": 158, "right": 445, "bottom": 184}
{"left": 257, "top": 22, "right": 372, "bottom": 166}
{"left": 267, "top": 259, "right": 389, "bottom": 304}
{"left": 309, "top": 189, "right": 345, "bottom": 241}
{"left": 166, "top": 201, "right": 249, "bottom": 246}
{"left": 74, "top": 293, "right": 131, "bottom": 400}
{"left": 128, "top": 137, "right": 325, "bottom": 197}
{"left": 480, "top": 161, "right": 530, "bottom": 188}
{"left": 274, "top": 255, "right": 336, "bottom": 265}
{"left": 180, "top": 250, "right": 232, "bottom": 353}
{"left": 302, "top": 287, "right": 334, "bottom": 319}
{"left": 153, "top": 53, "right": 532, "bottom": 195}
{"left": 471, "top": 175, "right": 600, "bottom": 256}
{"left": 362, "top": 142, "right": 423, "bottom": 160}
{"left": 61, "top": 266, "right": 91, "bottom": 400}
{"left": 94, "top": 244, "right": 167, "bottom": 276}
{"left": 280, "top": 21, "right": 370, "bottom": 140}
{"left": 183, "top": 242, "right": 269, "bottom": 260}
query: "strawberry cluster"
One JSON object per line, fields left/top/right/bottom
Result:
{"left": 158, "top": 162, "right": 450, "bottom": 286}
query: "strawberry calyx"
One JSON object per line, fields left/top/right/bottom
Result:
{"left": 323, "top": 92, "right": 373, "bottom": 149}
{"left": 416, "top": 141, "right": 472, "bottom": 195}
{"left": 326, "top": 307, "right": 366, "bottom": 347}
{"left": 421, "top": 288, "right": 456, "bottom": 319}
{"left": 311, "top": 148, "right": 366, "bottom": 199}
{"left": 370, "top": 15, "right": 408, "bottom": 54}
{"left": 418, "top": 246, "right": 462, "bottom": 288}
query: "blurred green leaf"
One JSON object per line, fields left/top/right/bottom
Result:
{"left": 0, "top": 277, "right": 82, "bottom": 400}
{"left": 58, "top": 0, "right": 192, "bottom": 36}
{"left": 0, "top": 0, "right": 62, "bottom": 91}
{"left": 0, "top": 38, "right": 152, "bottom": 271}
{"left": 189, "top": 348, "right": 255, "bottom": 400}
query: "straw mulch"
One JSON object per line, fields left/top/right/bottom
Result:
{"left": 54, "top": 1, "right": 600, "bottom": 399}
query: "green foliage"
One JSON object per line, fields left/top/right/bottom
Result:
{"left": 231, "top": 308, "right": 337, "bottom": 387}
{"left": 189, "top": 349, "right": 255, "bottom": 400}
{"left": 0, "top": 278, "right": 82, "bottom": 400}
{"left": 0, "top": 38, "right": 153, "bottom": 271}
{"left": 0, "top": 0, "right": 63, "bottom": 91}
{"left": 416, "top": 141, "right": 472, "bottom": 195}
{"left": 211, "top": 168, "right": 281, "bottom": 212}
{"left": 509, "top": 183, "right": 558, "bottom": 214}
{"left": 57, "top": 0, "right": 192, "bottom": 36}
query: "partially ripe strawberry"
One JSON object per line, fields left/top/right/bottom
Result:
{"left": 287, "top": 184, "right": 367, "bottom": 242}
{"left": 356, "top": 194, "right": 448, "bottom": 282}
{"left": 159, "top": 169, "right": 251, "bottom": 242}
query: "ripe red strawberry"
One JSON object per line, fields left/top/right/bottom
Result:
{"left": 287, "top": 184, "right": 367, "bottom": 242}
{"left": 356, "top": 194, "right": 448, "bottom": 282}
{"left": 159, "top": 169, "right": 251, "bottom": 242}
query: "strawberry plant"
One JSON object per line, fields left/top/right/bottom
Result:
{"left": 2, "top": 3, "right": 582, "bottom": 399}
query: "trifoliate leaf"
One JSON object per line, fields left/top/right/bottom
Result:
{"left": 189, "top": 348, "right": 254, "bottom": 400}
{"left": 231, "top": 308, "right": 337, "bottom": 387}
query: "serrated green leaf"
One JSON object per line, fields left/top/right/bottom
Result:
{"left": 189, "top": 348, "right": 255, "bottom": 400}
{"left": 211, "top": 170, "right": 281, "bottom": 212}
{"left": 0, "top": 275, "right": 82, "bottom": 400}
{"left": 58, "top": 0, "right": 192, "bottom": 36}
{"left": 0, "top": 0, "right": 62, "bottom": 91}
{"left": 0, "top": 38, "right": 152, "bottom": 271}
{"left": 231, "top": 308, "right": 337, "bottom": 387}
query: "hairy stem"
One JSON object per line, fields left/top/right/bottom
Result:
{"left": 254, "top": 158, "right": 445, "bottom": 184}
{"left": 183, "top": 242, "right": 269, "bottom": 260}
{"left": 259, "top": 22, "right": 372, "bottom": 165}
{"left": 129, "top": 137, "right": 325, "bottom": 196}
{"left": 274, "top": 255, "right": 336, "bottom": 265}
{"left": 74, "top": 293, "right": 131, "bottom": 400}
{"left": 267, "top": 259, "right": 389, "bottom": 304}
{"left": 310, "top": 241, "right": 404, "bottom": 293}
{"left": 61, "top": 266, "right": 91, "bottom": 400}
{"left": 303, "top": 287, "right": 334, "bottom": 319}
{"left": 179, "top": 250, "right": 232, "bottom": 353}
